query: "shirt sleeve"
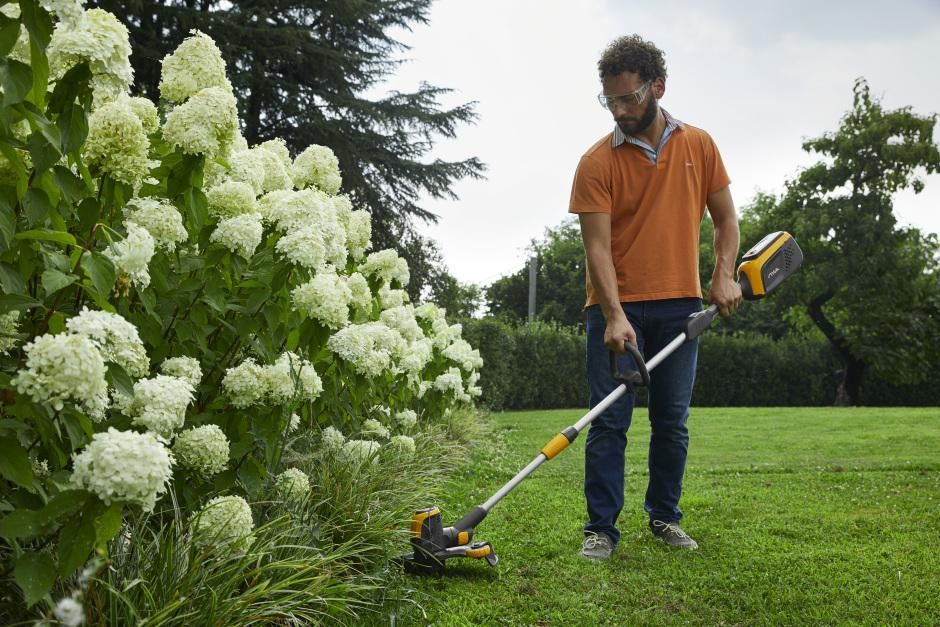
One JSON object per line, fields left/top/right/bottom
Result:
{"left": 568, "top": 154, "right": 611, "bottom": 214}
{"left": 704, "top": 133, "right": 731, "bottom": 195}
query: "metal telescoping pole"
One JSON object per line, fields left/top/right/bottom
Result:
{"left": 480, "top": 332, "right": 689, "bottom": 513}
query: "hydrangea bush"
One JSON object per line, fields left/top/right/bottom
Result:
{"left": 0, "top": 0, "right": 483, "bottom": 609}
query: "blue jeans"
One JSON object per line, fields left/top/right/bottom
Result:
{"left": 583, "top": 298, "right": 701, "bottom": 547}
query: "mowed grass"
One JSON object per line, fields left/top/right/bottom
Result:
{"left": 392, "top": 407, "right": 940, "bottom": 626}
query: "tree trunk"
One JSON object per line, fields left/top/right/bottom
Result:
{"left": 808, "top": 289, "right": 865, "bottom": 405}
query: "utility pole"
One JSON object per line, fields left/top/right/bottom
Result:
{"left": 527, "top": 255, "right": 537, "bottom": 322}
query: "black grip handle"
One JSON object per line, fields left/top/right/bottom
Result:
{"left": 682, "top": 304, "right": 720, "bottom": 340}
{"left": 609, "top": 341, "right": 650, "bottom": 389}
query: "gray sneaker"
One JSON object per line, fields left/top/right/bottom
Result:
{"left": 580, "top": 532, "right": 614, "bottom": 560}
{"left": 650, "top": 520, "right": 699, "bottom": 550}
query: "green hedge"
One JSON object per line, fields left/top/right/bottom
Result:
{"left": 464, "top": 317, "right": 940, "bottom": 408}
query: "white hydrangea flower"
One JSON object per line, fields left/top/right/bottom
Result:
{"left": 399, "top": 337, "right": 433, "bottom": 376}
{"left": 361, "top": 249, "right": 410, "bottom": 287}
{"left": 346, "top": 210, "right": 372, "bottom": 260}
{"left": 414, "top": 302, "right": 447, "bottom": 327}
{"left": 346, "top": 272, "right": 372, "bottom": 315}
{"left": 291, "top": 268, "right": 352, "bottom": 330}
{"left": 362, "top": 418, "right": 390, "bottom": 440}
{"left": 265, "top": 188, "right": 326, "bottom": 232}
{"left": 275, "top": 468, "right": 310, "bottom": 503}
{"left": 40, "top": 0, "right": 84, "bottom": 27}
{"left": 173, "top": 424, "right": 229, "bottom": 478}
{"left": 327, "top": 322, "right": 405, "bottom": 378}
{"left": 275, "top": 226, "right": 327, "bottom": 270}
{"left": 341, "top": 439, "right": 380, "bottom": 465}
{"left": 126, "top": 96, "right": 159, "bottom": 135}
{"left": 393, "top": 410, "right": 418, "bottom": 431}
{"left": 388, "top": 435, "right": 416, "bottom": 456}
{"left": 433, "top": 367, "right": 465, "bottom": 396}
{"left": 291, "top": 144, "right": 341, "bottom": 194}
{"left": 432, "top": 320, "right": 464, "bottom": 351}
{"left": 207, "top": 180, "right": 258, "bottom": 218}
{"left": 47, "top": 9, "right": 134, "bottom": 106}
{"left": 210, "top": 213, "right": 263, "bottom": 259}
{"left": 271, "top": 196, "right": 347, "bottom": 268}
{"left": 287, "top": 413, "right": 301, "bottom": 433}
{"left": 52, "top": 596, "right": 84, "bottom": 627}
{"left": 71, "top": 428, "right": 174, "bottom": 511}
{"left": 258, "top": 138, "right": 291, "bottom": 171}
{"left": 380, "top": 306, "right": 424, "bottom": 342}
{"left": 104, "top": 223, "right": 155, "bottom": 289}
{"left": 468, "top": 384, "right": 483, "bottom": 398}
{"left": 321, "top": 425, "right": 345, "bottom": 452}
{"left": 83, "top": 98, "right": 150, "bottom": 187}
{"left": 416, "top": 380, "right": 431, "bottom": 399}
{"left": 65, "top": 307, "right": 149, "bottom": 377}
{"left": 0, "top": 310, "right": 21, "bottom": 354}
{"left": 123, "top": 197, "right": 188, "bottom": 252}
{"left": 125, "top": 375, "right": 194, "bottom": 438}
{"left": 31, "top": 457, "right": 51, "bottom": 478}
{"left": 378, "top": 285, "right": 407, "bottom": 310}
{"left": 160, "top": 356, "right": 202, "bottom": 389}
{"left": 443, "top": 338, "right": 484, "bottom": 372}
{"left": 159, "top": 30, "right": 231, "bottom": 104}
{"left": 12, "top": 333, "right": 109, "bottom": 420}
{"left": 162, "top": 86, "right": 238, "bottom": 158}
{"left": 226, "top": 148, "right": 267, "bottom": 196}
{"left": 331, "top": 194, "right": 353, "bottom": 226}
{"left": 254, "top": 146, "right": 293, "bottom": 193}
{"left": 261, "top": 351, "right": 322, "bottom": 404}
{"left": 191, "top": 495, "right": 254, "bottom": 548}
{"left": 222, "top": 358, "right": 266, "bottom": 408}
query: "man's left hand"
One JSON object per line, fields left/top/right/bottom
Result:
{"left": 708, "top": 274, "right": 743, "bottom": 317}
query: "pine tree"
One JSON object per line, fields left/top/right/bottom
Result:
{"left": 89, "top": 0, "right": 484, "bottom": 278}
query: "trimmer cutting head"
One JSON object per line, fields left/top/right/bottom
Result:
{"left": 400, "top": 506, "right": 498, "bottom": 575}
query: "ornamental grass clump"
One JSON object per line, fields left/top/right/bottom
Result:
{"left": 192, "top": 495, "right": 254, "bottom": 548}
{"left": 71, "top": 428, "right": 174, "bottom": 512}
{"left": 173, "top": 424, "right": 229, "bottom": 478}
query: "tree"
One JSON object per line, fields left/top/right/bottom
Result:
{"left": 753, "top": 78, "right": 940, "bottom": 404}
{"left": 486, "top": 218, "right": 587, "bottom": 327}
{"left": 89, "top": 0, "right": 485, "bottom": 290}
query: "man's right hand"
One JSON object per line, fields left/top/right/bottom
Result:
{"left": 603, "top": 309, "right": 637, "bottom": 353}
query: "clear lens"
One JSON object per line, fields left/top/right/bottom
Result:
{"left": 597, "top": 81, "right": 650, "bottom": 109}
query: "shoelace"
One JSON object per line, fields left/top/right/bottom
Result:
{"left": 583, "top": 533, "right": 610, "bottom": 550}
{"left": 652, "top": 520, "right": 689, "bottom": 539}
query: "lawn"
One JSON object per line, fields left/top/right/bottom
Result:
{"left": 388, "top": 407, "right": 940, "bottom": 626}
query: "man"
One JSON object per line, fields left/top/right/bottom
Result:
{"left": 568, "top": 35, "right": 743, "bottom": 560}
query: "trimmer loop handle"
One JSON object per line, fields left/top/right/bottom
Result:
{"left": 609, "top": 341, "right": 650, "bottom": 389}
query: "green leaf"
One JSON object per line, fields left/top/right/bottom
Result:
{"left": 76, "top": 196, "right": 100, "bottom": 234}
{"left": 41, "top": 269, "right": 75, "bottom": 295}
{"left": 39, "top": 490, "right": 89, "bottom": 526}
{"left": 0, "top": 16, "right": 20, "bottom": 58}
{"left": 15, "top": 551, "right": 56, "bottom": 606}
{"left": 27, "top": 132, "right": 59, "bottom": 173}
{"left": 0, "top": 141, "right": 28, "bottom": 197}
{"left": 0, "top": 58, "right": 32, "bottom": 107}
{"left": 0, "top": 509, "right": 42, "bottom": 539}
{"left": 106, "top": 362, "right": 134, "bottom": 399}
{"left": 0, "top": 262, "right": 25, "bottom": 294}
{"left": 26, "top": 23, "right": 49, "bottom": 108}
{"left": 52, "top": 165, "right": 88, "bottom": 203}
{"left": 56, "top": 102, "right": 87, "bottom": 155}
{"left": 58, "top": 516, "right": 95, "bottom": 576}
{"left": 82, "top": 251, "right": 115, "bottom": 299}
{"left": 21, "top": 188, "right": 51, "bottom": 226}
{"left": 94, "top": 501, "right": 123, "bottom": 546}
{"left": 48, "top": 310, "right": 65, "bottom": 334}
{"left": 0, "top": 435, "right": 35, "bottom": 490}
{"left": 0, "top": 191, "right": 16, "bottom": 248}
{"left": 48, "top": 62, "right": 91, "bottom": 114}
{"left": 0, "top": 293, "right": 42, "bottom": 310}
{"left": 19, "top": 0, "right": 53, "bottom": 49}
{"left": 15, "top": 227, "right": 75, "bottom": 246}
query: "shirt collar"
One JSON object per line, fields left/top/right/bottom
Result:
{"left": 611, "top": 108, "right": 684, "bottom": 148}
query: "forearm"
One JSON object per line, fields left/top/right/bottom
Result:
{"left": 585, "top": 244, "right": 623, "bottom": 321}
{"left": 711, "top": 216, "right": 740, "bottom": 280}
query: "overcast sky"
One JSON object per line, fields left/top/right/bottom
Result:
{"left": 375, "top": 0, "right": 940, "bottom": 286}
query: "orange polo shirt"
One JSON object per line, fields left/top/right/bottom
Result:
{"left": 568, "top": 120, "right": 730, "bottom": 307}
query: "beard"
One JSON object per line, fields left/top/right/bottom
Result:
{"left": 616, "top": 96, "right": 659, "bottom": 137}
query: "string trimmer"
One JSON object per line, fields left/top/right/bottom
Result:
{"left": 401, "top": 231, "right": 803, "bottom": 574}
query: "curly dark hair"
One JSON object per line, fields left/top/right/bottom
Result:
{"left": 597, "top": 35, "right": 667, "bottom": 82}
